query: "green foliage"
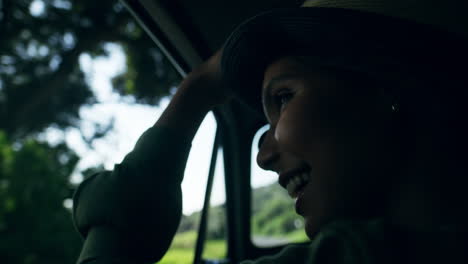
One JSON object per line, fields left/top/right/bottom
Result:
{"left": 178, "top": 211, "right": 200, "bottom": 233}
{"left": 113, "top": 42, "right": 180, "bottom": 104}
{"left": 251, "top": 183, "right": 305, "bottom": 239}
{"left": 0, "top": 130, "right": 82, "bottom": 263}
{"left": 178, "top": 204, "right": 226, "bottom": 240}
{"left": 0, "top": 0, "right": 181, "bottom": 263}
{"left": 251, "top": 182, "right": 290, "bottom": 214}
{"left": 163, "top": 182, "right": 308, "bottom": 263}
{"left": 206, "top": 205, "right": 226, "bottom": 240}
{"left": 0, "top": 0, "right": 180, "bottom": 139}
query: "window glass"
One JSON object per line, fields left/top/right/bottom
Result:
{"left": 159, "top": 113, "right": 225, "bottom": 264}
{"left": 202, "top": 148, "right": 227, "bottom": 260}
{"left": 250, "top": 125, "right": 309, "bottom": 247}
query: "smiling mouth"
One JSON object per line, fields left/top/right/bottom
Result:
{"left": 280, "top": 169, "right": 311, "bottom": 198}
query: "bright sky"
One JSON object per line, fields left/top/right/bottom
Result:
{"left": 41, "top": 44, "right": 277, "bottom": 215}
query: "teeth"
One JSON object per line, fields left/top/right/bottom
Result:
{"left": 285, "top": 172, "right": 310, "bottom": 198}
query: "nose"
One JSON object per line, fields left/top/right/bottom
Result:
{"left": 256, "top": 128, "right": 280, "bottom": 171}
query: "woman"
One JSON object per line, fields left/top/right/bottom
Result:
{"left": 73, "top": 0, "right": 468, "bottom": 263}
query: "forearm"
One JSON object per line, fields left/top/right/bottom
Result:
{"left": 75, "top": 127, "right": 189, "bottom": 264}
{"left": 155, "top": 49, "right": 228, "bottom": 138}
{"left": 155, "top": 70, "right": 222, "bottom": 138}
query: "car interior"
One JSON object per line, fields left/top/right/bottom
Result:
{"left": 120, "top": 0, "right": 309, "bottom": 263}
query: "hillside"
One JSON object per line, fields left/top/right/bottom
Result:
{"left": 177, "top": 182, "right": 306, "bottom": 241}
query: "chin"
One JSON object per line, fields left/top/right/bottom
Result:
{"left": 303, "top": 212, "right": 339, "bottom": 240}
{"left": 304, "top": 216, "right": 321, "bottom": 239}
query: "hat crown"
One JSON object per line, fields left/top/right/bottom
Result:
{"left": 303, "top": 0, "right": 468, "bottom": 38}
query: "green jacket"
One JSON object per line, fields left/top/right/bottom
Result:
{"left": 73, "top": 126, "right": 190, "bottom": 263}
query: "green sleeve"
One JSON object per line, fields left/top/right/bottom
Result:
{"left": 73, "top": 126, "right": 192, "bottom": 264}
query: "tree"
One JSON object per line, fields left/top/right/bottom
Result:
{"left": 0, "top": 0, "right": 180, "bottom": 263}
{"left": 251, "top": 183, "right": 303, "bottom": 236}
{"left": 0, "top": 0, "right": 180, "bottom": 139}
{"left": 0, "top": 131, "right": 82, "bottom": 263}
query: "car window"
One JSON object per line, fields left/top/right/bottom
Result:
{"left": 202, "top": 148, "right": 227, "bottom": 261}
{"left": 250, "top": 125, "right": 309, "bottom": 247}
{"left": 159, "top": 113, "right": 227, "bottom": 264}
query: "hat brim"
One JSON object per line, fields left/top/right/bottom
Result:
{"left": 221, "top": 7, "right": 468, "bottom": 119}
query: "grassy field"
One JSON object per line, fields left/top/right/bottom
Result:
{"left": 285, "top": 229, "right": 309, "bottom": 243}
{"left": 158, "top": 231, "right": 226, "bottom": 264}
{"left": 158, "top": 229, "right": 308, "bottom": 264}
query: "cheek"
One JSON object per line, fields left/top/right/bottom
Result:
{"left": 274, "top": 98, "right": 331, "bottom": 157}
{"left": 274, "top": 103, "right": 315, "bottom": 155}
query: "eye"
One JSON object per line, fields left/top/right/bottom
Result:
{"left": 274, "top": 89, "right": 294, "bottom": 111}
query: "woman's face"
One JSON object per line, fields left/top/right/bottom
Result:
{"left": 257, "top": 57, "right": 394, "bottom": 238}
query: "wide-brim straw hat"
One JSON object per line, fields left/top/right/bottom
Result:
{"left": 221, "top": 0, "right": 468, "bottom": 118}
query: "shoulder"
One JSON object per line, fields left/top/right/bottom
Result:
{"left": 308, "top": 219, "right": 386, "bottom": 264}
{"left": 241, "top": 219, "right": 388, "bottom": 264}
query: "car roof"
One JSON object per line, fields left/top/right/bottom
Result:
{"left": 122, "top": 0, "right": 305, "bottom": 75}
